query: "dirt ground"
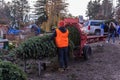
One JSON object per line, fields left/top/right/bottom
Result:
{"left": 28, "top": 38, "right": 120, "bottom": 80}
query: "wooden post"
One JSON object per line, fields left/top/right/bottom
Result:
{"left": 24, "top": 60, "right": 27, "bottom": 73}
{"left": 38, "top": 60, "right": 42, "bottom": 76}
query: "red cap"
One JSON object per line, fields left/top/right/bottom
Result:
{"left": 58, "top": 20, "right": 65, "bottom": 27}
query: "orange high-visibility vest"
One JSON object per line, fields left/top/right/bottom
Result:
{"left": 55, "top": 28, "right": 69, "bottom": 48}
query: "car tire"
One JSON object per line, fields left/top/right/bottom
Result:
{"left": 83, "top": 45, "right": 92, "bottom": 60}
{"left": 95, "top": 30, "right": 100, "bottom": 35}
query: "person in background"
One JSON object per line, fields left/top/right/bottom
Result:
{"left": 117, "top": 26, "right": 120, "bottom": 40}
{"left": 31, "top": 24, "right": 41, "bottom": 36}
{"left": 115, "top": 23, "right": 120, "bottom": 39}
{"left": 106, "top": 22, "right": 116, "bottom": 43}
{"left": 50, "top": 20, "right": 69, "bottom": 72}
{"left": 100, "top": 23, "right": 105, "bottom": 36}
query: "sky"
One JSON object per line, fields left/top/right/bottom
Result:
{"left": 66, "top": 0, "right": 117, "bottom": 19}
{"left": 5, "top": 0, "right": 117, "bottom": 19}
{"left": 66, "top": 0, "right": 91, "bottom": 18}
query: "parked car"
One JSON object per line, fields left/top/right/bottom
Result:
{"left": 83, "top": 20, "right": 105, "bottom": 35}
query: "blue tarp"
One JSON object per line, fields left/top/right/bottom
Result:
{"left": 7, "top": 28, "right": 22, "bottom": 35}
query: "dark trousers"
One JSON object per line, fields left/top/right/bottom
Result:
{"left": 58, "top": 47, "right": 68, "bottom": 69}
{"left": 107, "top": 33, "right": 115, "bottom": 43}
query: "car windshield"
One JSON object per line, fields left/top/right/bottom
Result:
{"left": 90, "top": 22, "right": 103, "bottom": 26}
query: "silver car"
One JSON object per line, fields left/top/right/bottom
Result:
{"left": 83, "top": 20, "right": 105, "bottom": 35}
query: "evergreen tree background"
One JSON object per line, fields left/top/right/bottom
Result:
{"left": 86, "top": 0, "right": 113, "bottom": 20}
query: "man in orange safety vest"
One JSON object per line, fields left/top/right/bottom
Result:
{"left": 51, "top": 20, "right": 69, "bottom": 72}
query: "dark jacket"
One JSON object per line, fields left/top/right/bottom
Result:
{"left": 118, "top": 27, "right": 120, "bottom": 34}
{"left": 108, "top": 26, "right": 116, "bottom": 34}
{"left": 50, "top": 27, "right": 67, "bottom": 40}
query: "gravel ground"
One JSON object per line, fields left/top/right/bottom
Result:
{"left": 28, "top": 39, "right": 120, "bottom": 80}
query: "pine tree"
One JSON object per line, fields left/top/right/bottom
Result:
{"left": 86, "top": 0, "right": 114, "bottom": 19}
{"left": 17, "top": 0, "right": 30, "bottom": 22}
{"left": 34, "top": 0, "right": 48, "bottom": 24}
{"left": 115, "top": 0, "right": 120, "bottom": 22}
{"left": 0, "top": 1, "right": 11, "bottom": 24}
{"left": 86, "top": 0, "right": 101, "bottom": 19}
{"left": 101, "top": 0, "right": 113, "bottom": 19}
{"left": 34, "top": 0, "right": 68, "bottom": 31}
{"left": 11, "top": 0, "right": 29, "bottom": 23}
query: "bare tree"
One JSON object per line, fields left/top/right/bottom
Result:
{"left": 86, "top": 0, "right": 101, "bottom": 19}
{"left": 101, "top": 0, "right": 113, "bottom": 19}
{"left": 34, "top": 0, "right": 68, "bottom": 31}
{"left": 10, "top": 0, "right": 29, "bottom": 27}
{"left": 115, "top": 0, "right": 120, "bottom": 22}
{"left": 86, "top": 0, "right": 114, "bottom": 20}
{"left": 0, "top": 1, "right": 11, "bottom": 24}
{"left": 46, "top": 0, "right": 68, "bottom": 27}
